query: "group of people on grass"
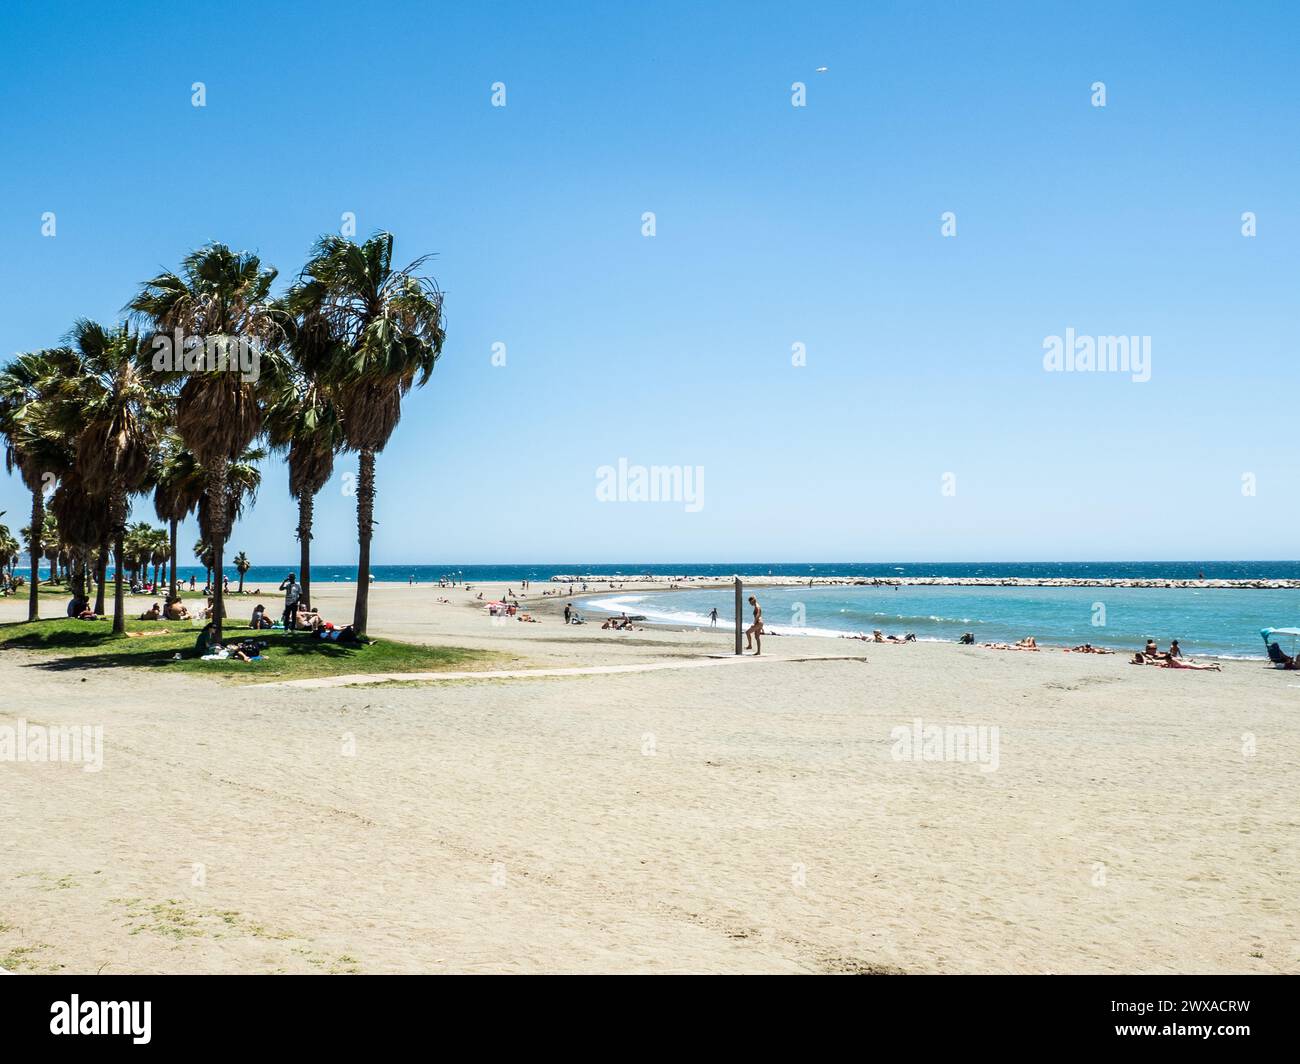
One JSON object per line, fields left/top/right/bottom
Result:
{"left": 61, "top": 568, "right": 361, "bottom": 664}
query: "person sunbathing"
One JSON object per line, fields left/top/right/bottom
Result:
{"left": 1162, "top": 656, "right": 1221, "bottom": 671}
{"left": 250, "top": 604, "right": 274, "bottom": 629}
{"left": 295, "top": 606, "right": 323, "bottom": 631}
{"left": 139, "top": 602, "right": 162, "bottom": 621}
{"left": 76, "top": 604, "right": 97, "bottom": 620}
{"left": 195, "top": 623, "right": 266, "bottom": 662}
{"left": 1016, "top": 637, "right": 1038, "bottom": 650}
{"left": 165, "top": 598, "right": 190, "bottom": 621}
{"left": 315, "top": 623, "right": 359, "bottom": 643}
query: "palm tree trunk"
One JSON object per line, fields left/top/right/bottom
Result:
{"left": 94, "top": 536, "right": 108, "bottom": 615}
{"left": 112, "top": 531, "right": 126, "bottom": 634}
{"left": 110, "top": 484, "right": 127, "bottom": 635}
{"left": 208, "top": 458, "right": 229, "bottom": 642}
{"left": 298, "top": 490, "right": 313, "bottom": 609}
{"left": 27, "top": 488, "right": 42, "bottom": 621}
{"left": 353, "top": 448, "right": 375, "bottom": 635}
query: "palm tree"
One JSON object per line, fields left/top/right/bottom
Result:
{"left": 49, "top": 466, "right": 110, "bottom": 607}
{"left": 152, "top": 433, "right": 204, "bottom": 603}
{"left": 124, "top": 521, "right": 150, "bottom": 584}
{"left": 0, "top": 524, "right": 19, "bottom": 581}
{"left": 0, "top": 349, "right": 77, "bottom": 620}
{"left": 193, "top": 538, "right": 214, "bottom": 589}
{"left": 149, "top": 527, "right": 170, "bottom": 591}
{"left": 40, "top": 511, "right": 61, "bottom": 584}
{"left": 130, "top": 243, "right": 284, "bottom": 642}
{"left": 196, "top": 445, "right": 265, "bottom": 590}
{"left": 57, "top": 321, "right": 166, "bottom": 634}
{"left": 290, "top": 232, "right": 445, "bottom": 634}
{"left": 265, "top": 337, "right": 343, "bottom": 610}
{"left": 233, "top": 551, "right": 251, "bottom": 593}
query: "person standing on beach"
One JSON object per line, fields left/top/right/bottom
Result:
{"left": 280, "top": 572, "right": 302, "bottom": 630}
{"left": 745, "top": 595, "right": 763, "bottom": 654}
{"left": 708, "top": 607, "right": 718, "bottom": 627}
{"left": 564, "top": 603, "right": 572, "bottom": 625}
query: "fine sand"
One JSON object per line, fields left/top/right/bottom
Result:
{"left": 1, "top": 581, "right": 1296, "bottom": 974}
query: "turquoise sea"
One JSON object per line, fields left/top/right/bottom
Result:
{"left": 580, "top": 581, "right": 1300, "bottom": 660}
{"left": 22, "top": 561, "right": 1300, "bottom": 659}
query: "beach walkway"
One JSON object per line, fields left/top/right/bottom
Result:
{"left": 251, "top": 653, "right": 864, "bottom": 689}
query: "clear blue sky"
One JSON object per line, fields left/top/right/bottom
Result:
{"left": 2, "top": 0, "right": 1297, "bottom": 564}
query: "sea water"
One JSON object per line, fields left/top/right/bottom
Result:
{"left": 34, "top": 560, "right": 1299, "bottom": 659}
{"left": 584, "top": 582, "right": 1300, "bottom": 660}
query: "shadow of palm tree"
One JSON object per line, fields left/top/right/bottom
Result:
{"left": 20, "top": 631, "right": 369, "bottom": 671}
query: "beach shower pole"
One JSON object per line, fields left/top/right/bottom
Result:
{"left": 735, "top": 577, "right": 742, "bottom": 655}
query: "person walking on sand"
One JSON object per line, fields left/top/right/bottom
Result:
{"left": 745, "top": 595, "right": 763, "bottom": 654}
{"left": 708, "top": 607, "right": 718, "bottom": 628}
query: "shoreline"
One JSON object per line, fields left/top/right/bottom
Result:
{"left": 551, "top": 574, "right": 1300, "bottom": 590}
{"left": 569, "top": 590, "right": 1263, "bottom": 661}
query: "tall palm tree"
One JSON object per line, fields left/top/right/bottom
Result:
{"left": 0, "top": 524, "right": 19, "bottom": 581}
{"left": 152, "top": 433, "right": 204, "bottom": 603}
{"left": 265, "top": 338, "right": 343, "bottom": 610}
{"left": 233, "top": 551, "right": 251, "bottom": 593}
{"left": 149, "top": 527, "right": 170, "bottom": 591}
{"left": 290, "top": 232, "right": 445, "bottom": 635}
{"left": 194, "top": 538, "right": 214, "bottom": 588}
{"left": 0, "top": 349, "right": 77, "bottom": 620}
{"left": 49, "top": 466, "right": 110, "bottom": 607}
{"left": 124, "top": 521, "right": 150, "bottom": 584}
{"left": 130, "top": 243, "right": 284, "bottom": 641}
{"left": 57, "top": 320, "right": 166, "bottom": 634}
{"left": 196, "top": 445, "right": 265, "bottom": 585}
{"left": 40, "top": 511, "right": 61, "bottom": 584}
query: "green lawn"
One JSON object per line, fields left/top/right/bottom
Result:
{"left": 28, "top": 583, "right": 248, "bottom": 601}
{"left": 0, "top": 618, "right": 506, "bottom": 684}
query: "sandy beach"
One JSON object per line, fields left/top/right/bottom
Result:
{"left": 1, "top": 580, "right": 1296, "bottom": 974}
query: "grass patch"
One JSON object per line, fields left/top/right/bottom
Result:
{"left": 0, "top": 618, "right": 508, "bottom": 684}
{"left": 0, "top": 945, "right": 56, "bottom": 972}
{"left": 25, "top": 582, "right": 220, "bottom": 601}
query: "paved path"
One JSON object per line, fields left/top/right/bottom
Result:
{"left": 251, "top": 654, "right": 864, "bottom": 689}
